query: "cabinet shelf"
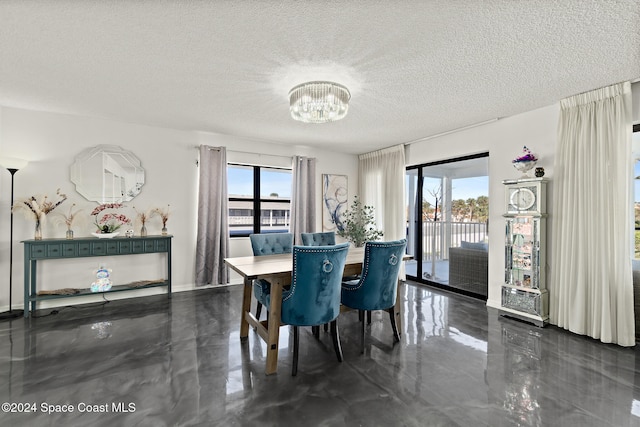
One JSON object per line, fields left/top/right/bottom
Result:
{"left": 502, "top": 283, "right": 542, "bottom": 293}
{"left": 31, "top": 281, "right": 170, "bottom": 301}
{"left": 510, "top": 268, "right": 533, "bottom": 274}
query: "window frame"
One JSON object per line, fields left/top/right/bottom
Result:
{"left": 405, "top": 152, "right": 490, "bottom": 299}
{"left": 634, "top": 123, "right": 639, "bottom": 258}
{"left": 227, "top": 163, "right": 292, "bottom": 238}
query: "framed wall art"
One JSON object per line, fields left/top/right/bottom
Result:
{"left": 322, "top": 174, "right": 348, "bottom": 232}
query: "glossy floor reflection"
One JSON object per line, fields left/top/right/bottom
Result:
{"left": 1, "top": 282, "right": 639, "bottom": 426}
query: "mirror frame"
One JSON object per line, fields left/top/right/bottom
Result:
{"left": 70, "top": 145, "right": 145, "bottom": 204}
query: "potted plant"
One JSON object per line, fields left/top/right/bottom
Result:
{"left": 337, "top": 196, "right": 383, "bottom": 247}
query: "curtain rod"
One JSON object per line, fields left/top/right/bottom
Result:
{"left": 403, "top": 118, "right": 499, "bottom": 145}
{"left": 193, "top": 145, "right": 292, "bottom": 159}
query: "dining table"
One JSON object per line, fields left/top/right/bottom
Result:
{"left": 225, "top": 246, "right": 410, "bottom": 375}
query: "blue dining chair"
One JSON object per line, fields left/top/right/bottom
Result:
{"left": 266, "top": 242, "right": 350, "bottom": 376}
{"left": 301, "top": 231, "right": 336, "bottom": 246}
{"left": 249, "top": 233, "right": 293, "bottom": 321}
{"left": 341, "top": 239, "right": 407, "bottom": 353}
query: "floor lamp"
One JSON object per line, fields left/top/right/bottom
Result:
{"left": 0, "top": 158, "right": 28, "bottom": 321}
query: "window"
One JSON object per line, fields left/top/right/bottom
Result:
{"left": 228, "top": 164, "right": 292, "bottom": 237}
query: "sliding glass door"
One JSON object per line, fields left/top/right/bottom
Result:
{"left": 406, "top": 154, "right": 489, "bottom": 299}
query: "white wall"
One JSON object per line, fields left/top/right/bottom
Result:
{"left": 0, "top": 107, "right": 358, "bottom": 311}
{"left": 405, "top": 104, "right": 560, "bottom": 309}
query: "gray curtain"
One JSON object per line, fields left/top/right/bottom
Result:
{"left": 290, "top": 156, "right": 316, "bottom": 245}
{"left": 195, "top": 145, "right": 229, "bottom": 286}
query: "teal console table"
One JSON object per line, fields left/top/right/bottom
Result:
{"left": 22, "top": 235, "right": 172, "bottom": 318}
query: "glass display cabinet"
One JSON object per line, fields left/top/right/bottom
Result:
{"left": 500, "top": 178, "right": 548, "bottom": 327}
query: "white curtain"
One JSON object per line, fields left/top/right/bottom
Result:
{"left": 195, "top": 145, "right": 229, "bottom": 286}
{"left": 359, "top": 145, "right": 407, "bottom": 278}
{"left": 290, "top": 156, "right": 316, "bottom": 245}
{"left": 550, "top": 81, "right": 634, "bottom": 346}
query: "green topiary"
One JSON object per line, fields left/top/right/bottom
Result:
{"left": 337, "top": 196, "right": 383, "bottom": 247}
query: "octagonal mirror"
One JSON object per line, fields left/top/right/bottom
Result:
{"left": 70, "top": 145, "right": 145, "bottom": 203}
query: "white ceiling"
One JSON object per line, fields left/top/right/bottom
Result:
{"left": 1, "top": 1, "right": 638, "bottom": 155}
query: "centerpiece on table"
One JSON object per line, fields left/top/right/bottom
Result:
{"left": 512, "top": 146, "right": 538, "bottom": 177}
{"left": 336, "top": 196, "right": 383, "bottom": 247}
{"left": 14, "top": 189, "right": 67, "bottom": 240}
{"left": 91, "top": 203, "right": 131, "bottom": 238}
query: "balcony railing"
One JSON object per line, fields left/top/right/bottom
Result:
{"left": 414, "top": 221, "right": 487, "bottom": 260}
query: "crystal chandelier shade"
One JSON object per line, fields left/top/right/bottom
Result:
{"left": 288, "top": 81, "right": 350, "bottom": 123}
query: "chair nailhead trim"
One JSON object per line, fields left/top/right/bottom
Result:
{"left": 343, "top": 240, "right": 406, "bottom": 292}
{"left": 284, "top": 245, "right": 347, "bottom": 302}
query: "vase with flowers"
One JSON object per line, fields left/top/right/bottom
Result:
{"left": 91, "top": 203, "right": 131, "bottom": 238}
{"left": 152, "top": 205, "right": 171, "bottom": 235}
{"left": 14, "top": 189, "right": 67, "bottom": 240}
{"left": 512, "top": 146, "right": 538, "bottom": 177}
{"left": 54, "top": 203, "right": 82, "bottom": 239}
{"left": 134, "top": 207, "right": 153, "bottom": 237}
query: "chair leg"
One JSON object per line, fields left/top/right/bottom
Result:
{"left": 388, "top": 307, "right": 400, "bottom": 342}
{"left": 361, "top": 312, "right": 366, "bottom": 354}
{"left": 367, "top": 310, "right": 372, "bottom": 325}
{"left": 255, "top": 302, "right": 262, "bottom": 320}
{"left": 312, "top": 325, "right": 320, "bottom": 338}
{"left": 292, "top": 326, "right": 299, "bottom": 376}
{"left": 358, "top": 310, "right": 364, "bottom": 322}
{"left": 323, "top": 323, "right": 328, "bottom": 332}
{"left": 330, "top": 320, "right": 343, "bottom": 362}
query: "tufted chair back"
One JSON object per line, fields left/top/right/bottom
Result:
{"left": 249, "top": 233, "right": 294, "bottom": 322}
{"left": 266, "top": 242, "right": 349, "bottom": 375}
{"left": 279, "top": 242, "right": 349, "bottom": 326}
{"left": 249, "top": 233, "right": 293, "bottom": 256}
{"left": 300, "top": 231, "right": 336, "bottom": 246}
{"left": 341, "top": 239, "right": 407, "bottom": 311}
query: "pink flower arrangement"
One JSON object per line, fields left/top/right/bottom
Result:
{"left": 91, "top": 203, "right": 131, "bottom": 233}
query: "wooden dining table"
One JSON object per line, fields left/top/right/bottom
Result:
{"left": 225, "top": 246, "right": 410, "bottom": 375}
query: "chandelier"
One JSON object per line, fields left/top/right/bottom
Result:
{"left": 288, "top": 81, "right": 350, "bottom": 123}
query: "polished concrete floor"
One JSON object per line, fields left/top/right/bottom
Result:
{"left": 1, "top": 282, "right": 640, "bottom": 427}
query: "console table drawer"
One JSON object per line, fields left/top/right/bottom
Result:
{"left": 106, "top": 241, "right": 119, "bottom": 254}
{"left": 62, "top": 243, "right": 77, "bottom": 257}
{"left": 144, "top": 240, "right": 156, "bottom": 252}
{"left": 30, "top": 244, "right": 47, "bottom": 259}
{"left": 118, "top": 240, "right": 132, "bottom": 254}
{"left": 78, "top": 243, "right": 92, "bottom": 256}
{"left": 91, "top": 241, "right": 107, "bottom": 255}
{"left": 156, "top": 239, "right": 169, "bottom": 252}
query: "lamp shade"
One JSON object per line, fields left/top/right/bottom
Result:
{"left": 0, "top": 157, "right": 28, "bottom": 170}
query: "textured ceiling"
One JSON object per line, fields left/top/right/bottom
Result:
{"left": 1, "top": 1, "right": 639, "bottom": 155}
